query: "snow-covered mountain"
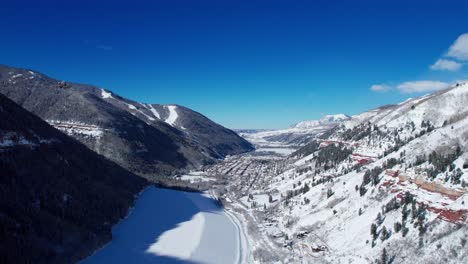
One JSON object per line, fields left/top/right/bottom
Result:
{"left": 213, "top": 82, "right": 468, "bottom": 263}
{"left": 0, "top": 65, "right": 253, "bottom": 179}
{"left": 292, "top": 114, "right": 351, "bottom": 129}
{"left": 0, "top": 93, "right": 147, "bottom": 263}
{"left": 343, "top": 83, "right": 468, "bottom": 130}
{"left": 2, "top": 62, "right": 467, "bottom": 263}
{"left": 240, "top": 114, "right": 350, "bottom": 147}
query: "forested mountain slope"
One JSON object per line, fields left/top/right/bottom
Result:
{"left": 0, "top": 94, "right": 147, "bottom": 263}
{"left": 0, "top": 65, "right": 253, "bottom": 179}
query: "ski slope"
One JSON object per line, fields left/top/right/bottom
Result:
{"left": 165, "top": 105, "right": 179, "bottom": 126}
{"left": 82, "top": 187, "right": 248, "bottom": 264}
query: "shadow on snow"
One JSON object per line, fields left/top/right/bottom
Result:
{"left": 82, "top": 187, "right": 223, "bottom": 264}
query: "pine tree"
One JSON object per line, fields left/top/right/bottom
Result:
{"left": 359, "top": 184, "right": 367, "bottom": 196}
{"left": 394, "top": 221, "right": 402, "bottom": 233}
{"left": 376, "top": 212, "right": 383, "bottom": 224}
{"left": 411, "top": 200, "right": 417, "bottom": 220}
{"left": 380, "top": 247, "right": 388, "bottom": 264}
{"left": 380, "top": 226, "right": 388, "bottom": 241}
{"left": 417, "top": 205, "right": 426, "bottom": 236}
{"left": 402, "top": 203, "right": 408, "bottom": 223}
{"left": 371, "top": 223, "right": 377, "bottom": 240}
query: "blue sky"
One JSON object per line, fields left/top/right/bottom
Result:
{"left": 1, "top": 0, "right": 468, "bottom": 129}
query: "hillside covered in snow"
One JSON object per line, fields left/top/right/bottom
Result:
{"left": 209, "top": 83, "right": 468, "bottom": 263}
{"left": 0, "top": 65, "right": 253, "bottom": 180}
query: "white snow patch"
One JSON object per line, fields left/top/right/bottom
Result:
{"left": 101, "top": 89, "right": 113, "bottom": 99}
{"left": 47, "top": 120, "right": 104, "bottom": 139}
{"left": 84, "top": 187, "right": 246, "bottom": 264}
{"left": 146, "top": 104, "right": 161, "bottom": 119}
{"left": 165, "top": 105, "right": 179, "bottom": 126}
{"left": 292, "top": 114, "right": 350, "bottom": 129}
{"left": 0, "top": 137, "right": 34, "bottom": 147}
{"left": 147, "top": 213, "right": 205, "bottom": 259}
{"left": 255, "top": 147, "right": 296, "bottom": 156}
{"left": 0, "top": 132, "right": 56, "bottom": 148}
{"left": 11, "top": 73, "right": 23, "bottom": 79}
{"left": 178, "top": 172, "right": 215, "bottom": 183}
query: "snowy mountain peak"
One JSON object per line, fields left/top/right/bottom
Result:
{"left": 320, "top": 114, "right": 351, "bottom": 123}
{"left": 291, "top": 114, "right": 350, "bottom": 129}
{"left": 343, "top": 82, "right": 468, "bottom": 130}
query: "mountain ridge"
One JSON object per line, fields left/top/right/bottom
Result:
{"left": 0, "top": 64, "right": 253, "bottom": 179}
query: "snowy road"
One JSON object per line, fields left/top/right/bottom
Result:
{"left": 82, "top": 187, "right": 249, "bottom": 264}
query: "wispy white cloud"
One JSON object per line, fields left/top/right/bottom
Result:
{"left": 396, "top": 81, "right": 450, "bottom": 94}
{"left": 376, "top": 34, "right": 467, "bottom": 94}
{"left": 370, "top": 84, "right": 390, "bottom": 92}
{"left": 430, "top": 59, "right": 462, "bottom": 71}
{"left": 447, "top": 33, "right": 468, "bottom": 60}
{"left": 428, "top": 33, "right": 468, "bottom": 71}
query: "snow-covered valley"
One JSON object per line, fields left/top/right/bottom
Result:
{"left": 180, "top": 83, "right": 468, "bottom": 263}
{"left": 78, "top": 84, "right": 468, "bottom": 263}
{"left": 84, "top": 83, "right": 468, "bottom": 263}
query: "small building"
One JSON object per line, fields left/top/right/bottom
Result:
{"left": 385, "top": 170, "right": 399, "bottom": 177}
{"left": 358, "top": 159, "right": 370, "bottom": 165}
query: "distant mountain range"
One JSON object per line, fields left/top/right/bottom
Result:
{"left": 240, "top": 114, "right": 350, "bottom": 146}
{"left": 291, "top": 114, "right": 351, "bottom": 129}
{"left": 294, "top": 82, "right": 468, "bottom": 158}
{"left": 0, "top": 65, "right": 253, "bottom": 180}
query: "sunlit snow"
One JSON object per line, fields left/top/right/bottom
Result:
{"left": 165, "top": 105, "right": 179, "bottom": 126}
{"left": 83, "top": 187, "right": 244, "bottom": 264}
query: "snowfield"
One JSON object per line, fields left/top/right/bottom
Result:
{"left": 83, "top": 187, "right": 248, "bottom": 264}
{"left": 146, "top": 212, "right": 205, "bottom": 259}
{"left": 165, "top": 105, "right": 179, "bottom": 126}
{"left": 146, "top": 104, "right": 161, "bottom": 119}
{"left": 255, "top": 147, "right": 297, "bottom": 156}
{"left": 100, "top": 89, "right": 113, "bottom": 99}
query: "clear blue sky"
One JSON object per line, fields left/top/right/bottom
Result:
{"left": 1, "top": 0, "right": 468, "bottom": 129}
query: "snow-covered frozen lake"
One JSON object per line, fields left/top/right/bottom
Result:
{"left": 83, "top": 187, "right": 245, "bottom": 264}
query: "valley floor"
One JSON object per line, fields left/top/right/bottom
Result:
{"left": 84, "top": 136, "right": 467, "bottom": 264}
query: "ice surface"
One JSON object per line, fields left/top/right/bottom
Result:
{"left": 83, "top": 187, "right": 242, "bottom": 264}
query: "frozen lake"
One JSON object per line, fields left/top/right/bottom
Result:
{"left": 82, "top": 187, "right": 245, "bottom": 264}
